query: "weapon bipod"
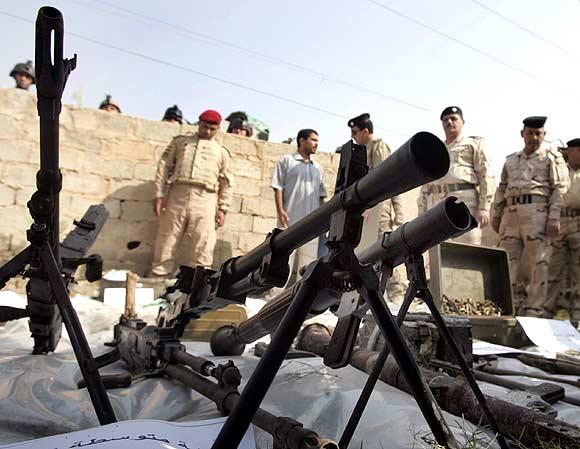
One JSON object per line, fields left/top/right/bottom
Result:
{"left": 337, "top": 252, "right": 511, "bottom": 449}
{"left": 0, "top": 223, "right": 116, "bottom": 425}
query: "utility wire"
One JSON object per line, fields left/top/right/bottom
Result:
{"left": 0, "top": 9, "right": 409, "bottom": 137}
{"left": 470, "top": 0, "right": 580, "bottom": 60}
{"left": 366, "top": 0, "right": 540, "bottom": 81}
{"left": 63, "top": 0, "right": 433, "bottom": 113}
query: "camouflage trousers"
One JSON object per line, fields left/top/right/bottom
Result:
{"left": 425, "top": 188, "right": 481, "bottom": 244}
{"left": 379, "top": 215, "right": 407, "bottom": 304}
{"left": 151, "top": 184, "right": 217, "bottom": 276}
{"left": 498, "top": 204, "right": 552, "bottom": 316}
{"left": 548, "top": 215, "right": 580, "bottom": 319}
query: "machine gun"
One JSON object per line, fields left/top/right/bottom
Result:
{"left": 0, "top": 6, "right": 115, "bottom": 426}
{"left": 1, "top": 205, "right": 108, "bottom": 341}
{"left": 88, "top": 314, "right": 339, "bottom": 449}
{"left": 209, "top": 196, "right": 476, "bottom": 357}
{"left": 87, "top": 132, "right": 471, "bottom": 449}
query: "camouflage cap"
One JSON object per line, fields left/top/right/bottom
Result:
{"left": 10, "top": 60, "right": 35, "bottom": 82}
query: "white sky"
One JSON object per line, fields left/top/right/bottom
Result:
{"left": 2, "top": 0, "right": 580, "bottom": 175}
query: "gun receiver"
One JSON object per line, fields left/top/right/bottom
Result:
{"left": 97, "top": 315, "right": 339, "bottom": 449}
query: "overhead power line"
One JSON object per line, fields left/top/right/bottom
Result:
{"left": 64, "top": 0, "right": 432, "bottom": 113}
{"left": 0, "top": 9, "right": 409, "bottom": 137}
{"left": 366, "top": 0, "right": 540, "bottom": 81}
{"left": 470, "top": 0, "right": 580, "bottom": 60}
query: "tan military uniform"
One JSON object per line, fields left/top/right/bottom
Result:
{"left": 491, "top": 148, "right": 569, "bottom": 316}
{"left": 548, "top": 165, "right": 580, "bottom": 318}
{"left": 365, "top": 137, "right": 406, "bottom": 302}
{"left": 418, "top": 135, "right": 494, "bottom": 244}
{"left": 365, "top": 137, "right": 404, "bottom": 232}
{"left": 152, "top": 133, "right": 233, "bottom": 275}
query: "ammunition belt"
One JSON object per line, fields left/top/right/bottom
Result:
{"left": 431, "top": 183, "right": 475, "bottom": 194}
{"left": 508, "top": 194, "right": 548, "bottom": 205}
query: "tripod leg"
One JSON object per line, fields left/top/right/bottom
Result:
{"left": 211, "top": 268, "right": 322, "bottom": 449}
{"left": 0, "top": 246, "right": 32, "bottom": 288}
{"left": 40, "top": 242, "right": 116, "bottom": 425}
{"left": 362, "top": 286, "right": 459, "bottom": 449}
{"left": 421, "top": 288, "right": 511, "bottom": 449}
{"left": 339, "top": 280, "right": 419, "bottom": 448}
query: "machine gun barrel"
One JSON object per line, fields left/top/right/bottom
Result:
{"left": 165, "top": 363, "right": 338, "bottom": 449}
{"left": 33, "top": 6, "right": 76, "bottom": 258}
{"left": 211, "top": 197, "right": 474, "bottom": 356}
{"left": 107, "top": 316, "right": 338, "bottom": 449}
{"left": 225, "top": 132, "right": 449, "bottom": 287}
{"left": 357, "top": 194, "right": 475, "bottom": 267}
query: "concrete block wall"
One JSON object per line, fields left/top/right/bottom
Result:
{"left": 0, "top": 87, "right": 420, "bottom": 276}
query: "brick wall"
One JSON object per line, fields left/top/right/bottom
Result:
{"left": 0, "top": 87, "right": 420, "bottom": 276}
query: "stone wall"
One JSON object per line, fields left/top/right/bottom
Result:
{"left": 0, "top": 88, "right": 420, "bottom": 276}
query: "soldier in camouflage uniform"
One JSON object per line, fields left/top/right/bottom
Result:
{"left": 548, "top": 138, "right": 580, "bottom": 319}
{"left": 151, "top": 109, "right": 234, "bottom": 276}
{"left": 348, "top": 113, "right": 406, "bottom": 302}
{"left": 418, "top": 106, "right": 494, "bottom": 244}
{"left": 491, "top": 116, "right": 569, "bottom": 317}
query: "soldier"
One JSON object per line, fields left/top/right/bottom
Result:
{"left": 99, "top": 95, "right": 121, "bottom": 113}
{"left": 227, "top": 118, "right": 253, "bottom": 137}
{"left": 548, "top": 138, "right": 580, "bottom": 319}
{"left": 162, "top": 105, "right": 183, "bottom": 124}
{"left": 9, "top": 60, "right": 35, "bottom": 90}
{"left": 418, "top": 106, "right": 494, "bottom": 244}
{"left": 491, "top": 116, "right": 569, "bottom": 317}
{"left": 151, "top": 109, "right": 233, "bottom": 276}
{"left": 348, "top": 113, "right": 405, "bottom": 302}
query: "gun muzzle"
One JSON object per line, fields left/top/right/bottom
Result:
{"left": 35, "top": 6, "right": 77, "bottom": 118}
{"left": 225, "top": 132, "right": 449, "bottom": 288}
{"left": 357, "top": 196, "right": 475, "bottom": 267}
{"left": 211, "top": 197, "right": 475, "bottom": 356}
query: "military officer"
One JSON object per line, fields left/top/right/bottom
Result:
{"left": 348, "top": 113, "right": 405, "bottom": 302}
{"left": 151, "top": 109, "right": 234, "bottom": 276}
{"left": 491, "top": 116, "right": 569, "bottom": 317}
{"left": 419, "top": 106, "right": 494, "bottom": 244}
{"left": 9, "top": 60, "right": 35, "bottom": 90}
{"left": 548, "top": 138, "right": 580, "bottom": 319}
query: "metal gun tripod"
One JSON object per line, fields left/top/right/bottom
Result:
{"left": 0, "top": 6, "right": 116, "bottom": 425}
{"left": 335, "top": 250, "right": 510, "bottom": 449}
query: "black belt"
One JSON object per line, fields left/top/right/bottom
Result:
{"left": 508, "top": 194, "right": 548, "bottom": 205}
{"left": 562, "top": 208, "right": 580, "bottom": 217}
{"left": 432, "top": 183, "right": 475, "bottom": 194}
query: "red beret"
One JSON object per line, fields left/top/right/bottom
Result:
{"left": 199, "top": 109, "right": 222, "bottom": 125}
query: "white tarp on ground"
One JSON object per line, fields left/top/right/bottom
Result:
{"left": 0, "top": 291, "right": 579, "bottom": 448}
